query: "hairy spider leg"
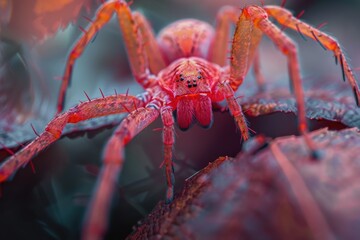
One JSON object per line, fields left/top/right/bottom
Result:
{"left": 82, "top": 106, "right": 159, "bottom": 240}
{"left": 238, "top": 6, "right": 316, "bottom": 154}
{"left": 208, "top": 6, "right": 239, "bottom": 66}
{"left": 210, "top": 6, "right": 265, "bottom": 90}
{"left": 133, "top": 12, "right": 166, "bottom": 74}
{"left": 160, "top": 106, "right": 175, "bottom": 203}
{"left": 264, "top": 6, "right": 360, "bottom": 106}
{"left": 229, "top": 9, "right": 263, "bottom": 90}
{"left": 220, "top": 82, "right": 249, "bottom": 141}
{"left": 58, "top": 0, "right": 151, "bottom": 113}
{"left": 0, "top": 95, "right": 143, "bottom": 182}
{"left": 253, "top": 51, "right": 266, "bottom": 90}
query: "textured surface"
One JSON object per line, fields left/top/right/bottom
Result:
{"left": 238, "top": 76, "right": 360, "bottom": 128}
{"left": 128, "top": 128, "right": 360, "bottom": 240}
{"left": 240, "top": 87, "right": 360, "bottom": 128}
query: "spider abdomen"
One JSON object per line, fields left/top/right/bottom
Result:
{"left": 157, "top": 19, "right": 214, "bottom": 64}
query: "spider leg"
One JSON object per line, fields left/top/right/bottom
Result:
{"left": 228, "top": 10, "right": 263, "bottom": 90}
{"left": 133, "top": 11, "right": 166, "bottom": 74}
{"left": 58, "top": 1, "right": 152, "bottom": 113}
{"left": 220, "top": 82, "right": 249, "bottom": 141}
{"left": 82, "top": 106, "right": 159, "bottom": 240}
{"left": 0, "top": 94, "right": 144, "bottom": 182}
{"left": 208, "top": 6, "right": 239, "bottom": 66}
{"left": 160, "top": 106, "right": 175, "bottom": 203}
{"left": 239, "top": 6, "right": 316, "bottom": 154}
{"left": 264, "top": 5, "right": 360, "bottom": 106}
{"left": 253, "top": 50, "right": 266, "bottom": 91}
{"left": 212, "top": 6, "right": 266, "bottom": 90}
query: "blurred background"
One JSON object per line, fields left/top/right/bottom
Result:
{"left": 0, "top": 0, "right": 359, "bottom": 239}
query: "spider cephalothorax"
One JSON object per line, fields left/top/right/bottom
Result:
{"left": 159, "top": 57, "right": 221, "bottom": 130}
{"left": 0, "top": 1, "right": 359, "bottom": 239}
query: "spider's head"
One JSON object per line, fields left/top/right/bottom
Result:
{"left": 161, "top": 57, "right": 215, "bottom": 96}
{"left": 159, "top": 57, "right": 220, "bottom": 130}
{"left": 174, "top": 69, "right": 206, "bottom": 95}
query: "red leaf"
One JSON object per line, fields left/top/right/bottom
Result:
{"left": 128, "top": 128, "right": 360, "bottom": 239}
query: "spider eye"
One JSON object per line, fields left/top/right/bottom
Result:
{"left": 197, "top": 75, "right": 201, "bottom": 79}
{"left": 180, "top": 77, "right": 185, "bottom": 81}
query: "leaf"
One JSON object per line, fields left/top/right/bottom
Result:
{"left": 128, "top": 128, "right": 360, "bottom": 239}
{"left": 2, "top": 0, "right": 101, "bottom": 42}
{"left": 238, "top": 78, "right": 360, "bottom": 128}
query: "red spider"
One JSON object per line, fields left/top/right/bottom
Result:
{"left": 1, "top": 1, "right": 359, "bottom": 239}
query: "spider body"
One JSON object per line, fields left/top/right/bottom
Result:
{"left": 140, "top": 18, "right": 232, "bottom": 129}
{"left": 1, "top": 1, "right": 359, "bottom": 239}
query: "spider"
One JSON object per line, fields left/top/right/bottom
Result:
{"left": 1, "top": 1, "right": 359, "bottom": 239}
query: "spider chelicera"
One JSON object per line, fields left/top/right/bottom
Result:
{"left": 1, "top": 1, "right": 359, "bottom": 239}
